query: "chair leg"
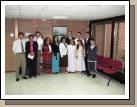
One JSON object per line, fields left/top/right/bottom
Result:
{"left": 107, "top": 77, "right": 112, "bottom": 86}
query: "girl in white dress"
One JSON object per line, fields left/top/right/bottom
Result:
{"left": 67, "top": 39, "right": 76, "bottom": 73}
{"left": 75, "top": 39, "right": 86, "bottom": 72}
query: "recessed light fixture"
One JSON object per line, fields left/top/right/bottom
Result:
{"left": 52, "top": 16, "right": 67, "bottom": 19}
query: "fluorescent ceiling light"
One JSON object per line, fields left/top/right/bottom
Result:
{"left": 42, "top": 19, "right": 46, "bottom": 21}
{"left": 52, "top": 16, "right": 67, "bottom": 19}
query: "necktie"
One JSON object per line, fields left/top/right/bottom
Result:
{"left": 21, "top": 40, "right": 24, "bottom": 52}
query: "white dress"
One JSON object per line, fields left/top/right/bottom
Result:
{"left": 67, "top": 45, "right": 76, "bottom": 72}
{"left": 74, "top": 38, "right": 85, "bottom": 45}
{"left": 75, "top": 46, "right": 86, "bottom": 72}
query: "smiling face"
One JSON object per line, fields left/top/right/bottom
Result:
{"left": 54, "top": 36, "right": 58, "bottom": 42}
{"left": 70, "top": 39, "right": 74, "bottom": 45}
{"left": 36, "top": 32, "right": 41, "bottom": 38}
{"left": 85, "top": 32, "right": 89, "bottom": 38}
{"left": 29, "top": 36, "right": 34, "bottom": 42}
{"left": 18, "top": 33, "right": 24, "bottom": 40}
{"left": 90, "top": 40, "right": 95, "bottom": 46}
{"left": 62, "top": 38, "right": 66, "bottom": 43}
{"left": 46, "top": 38, "right": 50, "bottom": 44}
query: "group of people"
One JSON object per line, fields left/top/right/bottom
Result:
{"left": 12, "top": 31, "right": 97, "bottom": 81}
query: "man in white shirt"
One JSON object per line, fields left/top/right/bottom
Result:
{"left": 68, "top": 31, "right": 73, "bottom": 39}
{"left": 34, "top": 31, "right": 44, "bottom": 75}
{"left": 12, "top": 32, "right": 28, "bottom": 81}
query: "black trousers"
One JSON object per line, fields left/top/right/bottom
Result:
{"left": 85, "top": 55, "right": 88, "bottom": 73}
{"left": 27, "top": 58, "right": 37, "bottom": 77}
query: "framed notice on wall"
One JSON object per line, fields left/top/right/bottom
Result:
{"left": 52, "top": 26, "right": 68, "bottom": 42}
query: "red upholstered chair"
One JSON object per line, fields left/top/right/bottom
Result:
{"left": 103, "top": 60, "right": 123, "bottom": 86}
{"left": 97, "top": 55, "right": 105, "bottom": 70}
{"left": 96, "top": 55, "right": 123, "bottom": 86}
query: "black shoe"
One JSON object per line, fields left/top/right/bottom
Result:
{"left": 84, "top": 72, "right": 87, "bottom": 74}
{"left": 29, "top": 75, "right": 32, "bottom": 78}
{"left": 34, "top": 75, "right": 37, "bottom": 78}
{"left": 92, "top": 74, "right": 96, "bottom": 78}
{"left": 37, "top": 73, "right": 40, "bottom": 76}
{"left": 22, "top": 76, "right": 27, "bottom": 79}
{"left": 16, "top": 78, "right": 19, "bottom": 81}
{"left": 87, "top": 74, "right": 91, "bottom": 77}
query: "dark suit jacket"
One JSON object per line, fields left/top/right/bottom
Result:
{"left": 87, "top": 46, "right": 97, "bottom": 61}
{"left": 25, "top": 41, "right": 38, "bottom": 60}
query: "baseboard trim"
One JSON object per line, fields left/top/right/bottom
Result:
{"left": 5, "top": 70, "right": 15, "bottom": 73}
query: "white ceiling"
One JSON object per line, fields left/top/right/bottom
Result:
{"left": 5, "top": 5, "right": 125, "bottom": 20}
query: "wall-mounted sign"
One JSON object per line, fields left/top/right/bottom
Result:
{"left": 33, "top": 20, "right": 38, "bottom": 28}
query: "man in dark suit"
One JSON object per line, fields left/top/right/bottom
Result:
{"left": 25, "top": 34, "right": 38, "bottom": 78}
{"left": 83, "top": 32, "right": 91, "bottom": 75}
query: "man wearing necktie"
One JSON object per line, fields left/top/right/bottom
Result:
{"left": 84, "top": 32, "right": 91, "bottom": 75}
{"left": 12, "top": 32, "right": 28, "bottom": 81}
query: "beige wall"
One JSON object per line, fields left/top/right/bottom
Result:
{"left": 5, "top": 19, "right": 16, "bottom": 71}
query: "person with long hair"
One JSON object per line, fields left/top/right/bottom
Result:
{"left": 52, "top": 36, "right": 60, "bottom": 74}
{"left": 75, "top": 39, "right": 85, "bottom": 72}
{"left": 67, "top": 38, "right": 76, "bottom": 73}
{"left": 59, "top": 37, "right": 68, "bottom": 73}
{"left": 42, "top": 37, "right": 52, "bottom": 74}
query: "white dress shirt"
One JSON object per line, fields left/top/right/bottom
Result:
{"left": 12, "top": 38, "right": 27, "bottom": 54}
{"left": 37, "top": 37, "right": 43, "bottom": 51}
{"left": 48, "top": 45, "right": 52, "bottom": 53}
{"left": 59, "top": 43, "right": 67, "bottom": 57}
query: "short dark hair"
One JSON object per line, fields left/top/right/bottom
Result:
{"left": 18, "top": 32, "right": 24, "bottom": 36}
{"left": 28, "top": 34, "right": 34, "bottom": 39}
{"left": 90, "top": 38, "right": 95, "bottom": 41}
{"left": 34, "top": 31, "right": 42, "bottom": 36}
{"left": 77, "top": 32, "right": 81, "bottom": 35}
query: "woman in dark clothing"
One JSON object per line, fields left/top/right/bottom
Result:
{"left": 52, "top": 36, "right": 60, "bottom": 74}
{"left": 25, "top": 34, "right": 38, "bottom": 78}
{"left": 87, "top": 38, "right": 97, "bottom": 78}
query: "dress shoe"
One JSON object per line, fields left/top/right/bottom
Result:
{"left": 92, "top": 74, "right": 96, "bottom": 78}
{"left": 22, "top": 76, "right": 27, "bottom": 79}
{"left": 16, "top": 78, "right": 19, "bottom": 81}
{"left": 87, "top": 74, "right": 91, "bottom": 77}
{"left": 34, "top": 75, "right": 37, "bottom": 78}
{"left": 29, "top": 75, "right": 32, "bottom": 78}
{"left": 37, "top": 73, "right": 40, "bottom": 76}
{"left": 84, "top": 72, "right": 87, "bottom": 74}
